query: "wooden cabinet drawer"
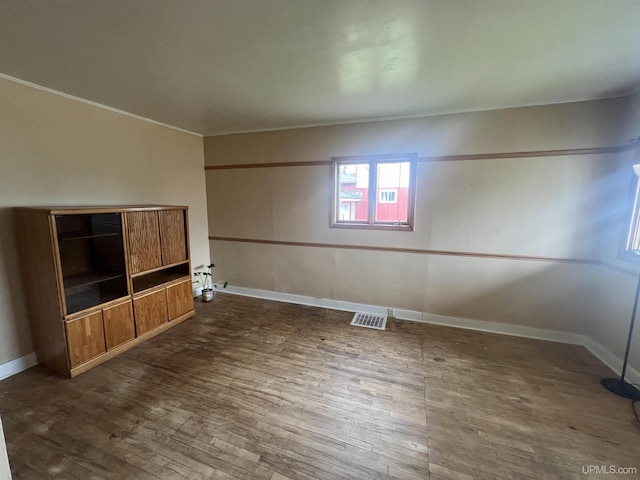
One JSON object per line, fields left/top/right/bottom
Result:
{"left": 103, "top": 300, "right": 135, "bottom": 350}
{"left": 65, "top": 311, "right": 106, "bottom": 368}
{"left": 167, "top": 279, "right": 194, "bottom": 320}
{"left": 133, "top": 289, "right": 168, "bottom": 335}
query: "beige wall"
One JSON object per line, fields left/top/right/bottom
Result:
{"left": 205, "top": 98, "right": 629, "bottom": 343}
{"left": 0, "top": 77, "right": 209, "bottom": 366}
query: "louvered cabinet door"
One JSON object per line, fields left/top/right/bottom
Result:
{"left": 126, "top": 211, "right": 162, "bottom": 274}
{"left": 158, "top": 209, "right": 187, "bottom": 265}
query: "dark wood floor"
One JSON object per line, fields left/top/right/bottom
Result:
{"left": 1, "top": 294, "right": 639, "bottom": 479}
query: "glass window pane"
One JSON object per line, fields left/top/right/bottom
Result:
{"left": 337, "top": 163, "right": 369, "bottom": 222}
{"left": 375, "top": 162, "right": 410, "bottom": 223}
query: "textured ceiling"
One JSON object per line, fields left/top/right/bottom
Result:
{"left": 1, "top": 0, "right": 639, "bottom": 135}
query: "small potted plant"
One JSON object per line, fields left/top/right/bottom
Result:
{"left": 193, "top": 263, "right": 228, "bottom": 302}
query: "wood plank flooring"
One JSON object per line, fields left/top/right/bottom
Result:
{"left": 1, "top": 293, "right": 638, "bottom": 479}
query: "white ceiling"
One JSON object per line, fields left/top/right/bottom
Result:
{"left": 1, "top": 0, "right": 640, "bottom": 136}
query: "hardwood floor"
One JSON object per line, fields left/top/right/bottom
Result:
{"left": 1, "top": 293, "right": 638, "bottom": 479}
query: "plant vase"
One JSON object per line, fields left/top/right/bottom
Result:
{"left": 201, "top": 288, "right": 215, "bottom": 302}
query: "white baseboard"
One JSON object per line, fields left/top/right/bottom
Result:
{"left": 582, "top": 337, "right": 640, "bottom": 386}
{"left": 392, "top": 308, "right": 586, "bottom": 345}
{"left": 223, "top": 286, "right": 640, "bottom": 385}
{"left": 224, "top": 286, "right": 389, "bottom": 315}
{"left": 0, "top": 353, "right": 37, "bottom": 381}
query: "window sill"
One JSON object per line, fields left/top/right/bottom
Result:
{"left": 330, "top": 223, "right": 414, "bottom": 232}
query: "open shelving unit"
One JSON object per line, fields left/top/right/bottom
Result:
{"left": 132, "top": 262, "right": 190, "bottom": 293}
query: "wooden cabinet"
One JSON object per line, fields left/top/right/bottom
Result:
{"left": 14, "top": 205, "right": 195, "bottom": 377}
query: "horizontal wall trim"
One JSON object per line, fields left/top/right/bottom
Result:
{"left": 204, "top": 142, "right": 638, "bottom": 170}
{"left": 421, "top": 143, "right": 635, "bottom": 163}
{"left": 221, "top": 286, "right": 640, "bottom": 386}
{"left": 210, "top": 235, "right": 603, "bottom": 266}
{"left": 0, "top": 353, "right": 37, "bottom": 381}
{"left": 205, "top": 160, "right": 331, "bottom": 170}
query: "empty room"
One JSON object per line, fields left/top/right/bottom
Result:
{"left": 1, "top": 1, "right": 640, "bottom": 479}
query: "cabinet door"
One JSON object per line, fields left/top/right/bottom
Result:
{"left": 133, "top": 289, "right": 168, "bottom": 335}
{"left": 167, "top": 279, "right": 194, "bottom": 320}
{"left": 103, "top": 300, "right": 135, "bottom": 350}
{"left": 127, "top": 211, "right": 162, "bottom": 274}
{"left": 66, "top": 311, "right": 106, "bottom": 368}
{"left": 158, "top": 209, "right": 187, "bottom": 266}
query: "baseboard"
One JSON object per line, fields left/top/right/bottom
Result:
{"left": 582, "top": 337, "right": 640, "bottom": 386}
{"left": 223, "top": 285, "right": 640, "bottom": 384}
{"left": 223, "top": 286, "right": 388, "bottom": 315}
{"left": 0, "top": 353, "right": 37, "bottom": 381}
{"left": 392, "top": 308, "right": 586, "bottom": 345}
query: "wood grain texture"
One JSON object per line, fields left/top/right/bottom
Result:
{"left": 166, "top": 279, "right": 194, "bottom": 320}
{"left": 103, "top": 300, "right": 135, "bottom": 350}
{"left": 65, "top": 311, "right": 106, "bottom": 368}
{"left": 133, "top": 288, "right": 168, "bottom": 335}
{"left": 13, "top": 209, "right": 69, "bottom": 375}
{"left": 126, "top": 211, "right": 162, "bottom": 274}
{"left": 1, "top": 294, "right": 638, "bottom": 479}
{"left": 158, "top": 209, "right": 188, "bottom": 265}
{"left": 15, "top": 205, "right": 190, "bottom": 215}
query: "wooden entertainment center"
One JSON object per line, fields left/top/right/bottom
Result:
{"left": 14, "top": 206, "right": 194, "bottom": 377}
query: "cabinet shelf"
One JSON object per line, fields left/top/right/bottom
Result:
{"left": 132, "top": 263, "right": 191, "bottom": 293}
{"left": 59, "top": 232, "right": 121, "bottom": 241}
{"left": 63, "top": 271, "right": 126, "bottom": 290}
{"left": 130, "top": 260, "right": 190, "bottom": 278}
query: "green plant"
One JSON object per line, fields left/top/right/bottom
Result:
{"left": 193, "top": 263, "right": 228, "bottom": 291}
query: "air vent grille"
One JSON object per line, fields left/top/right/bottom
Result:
{"left": 350, "top": 312, "right": 387, "bottom": 330}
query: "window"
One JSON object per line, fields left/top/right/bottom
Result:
{"left": 379, "top": 189, "right": 397, "bottom": 203}
{"left": 331, "top": 153, "right": 417, "bottom": 230}
{"left": 621, "top": 163, "right": 640, "bottom": 262}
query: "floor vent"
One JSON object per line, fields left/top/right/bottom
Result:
{"left": 351, "top": 312, "right": 387, "bottom": 330}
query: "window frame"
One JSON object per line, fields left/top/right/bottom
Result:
{"left": 619, "top": 163, "right": 640, "bottom": 264}
{"left": 330, "top": 153, "right": 417, "bottom": 231}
